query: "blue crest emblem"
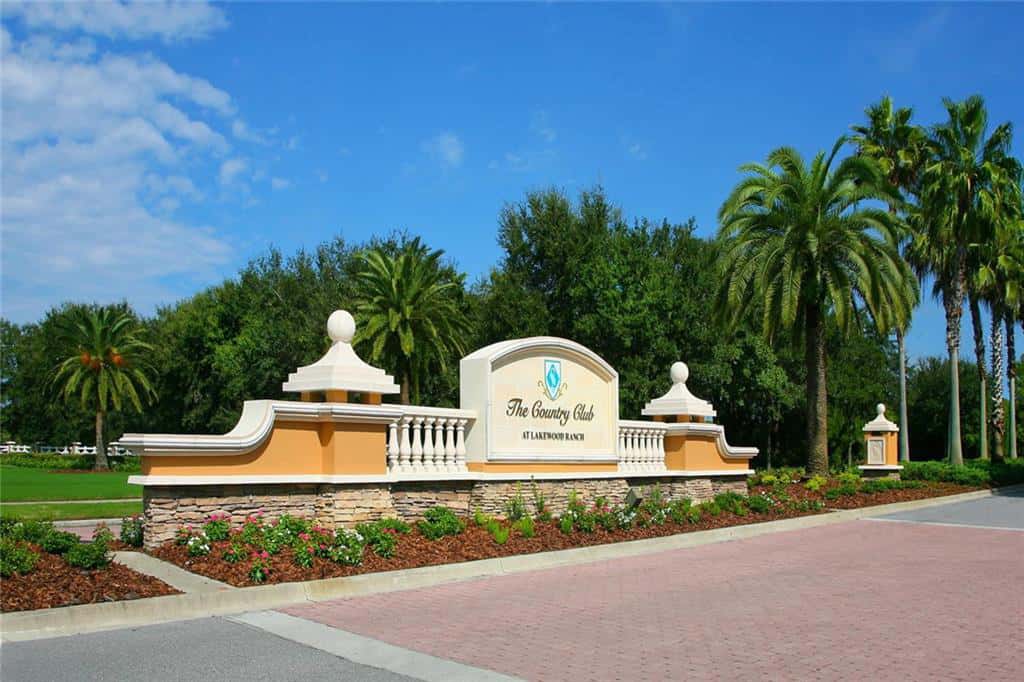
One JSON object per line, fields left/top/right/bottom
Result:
{"left": 543, "top": 359, "right": 563, "bottom": 400}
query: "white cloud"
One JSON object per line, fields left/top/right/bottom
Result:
{"left": 231, "top": 119, "right": 270, "bottom": 145}
{"left": 270, "top": 177, "right": 290, "bottom": 190}
{"left": 421, "top": 131, "right": 464, "bottom": 169}
{"left": 0, "top": 10, "right": 238, "bottom": 323}
{"left": 620, "top": 134, "right": 648, "bottom": 161}
{"left": 3, "top": 0, "right": 228, "bottom": 43}
{"left": 488, "top": 148, "right": 556, "bottom": 173}
{"left": 218, "top": 158, "right": 248, "bottom": 185}
{"left": 531, "top": 111, "right": 557, "bottom": 143}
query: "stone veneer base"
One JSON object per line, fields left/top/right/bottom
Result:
{"left": 141, "top": 475, "right": 749, "bottom": 549}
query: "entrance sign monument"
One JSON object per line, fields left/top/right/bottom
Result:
{"left": 122, "top": 311, "right": 758, "bottom": 547}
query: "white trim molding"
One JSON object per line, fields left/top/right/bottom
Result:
{"left": 119, "top": 401, "right": 475, "bottom": 457}
{"left": 857, "top": 465, "right": 904, "bottom": 472}
{"left": 663, "top": 422, "right": 758, "bottom": 460}
{"left": 127, "top": 468, "right": 754, "bottom": 487}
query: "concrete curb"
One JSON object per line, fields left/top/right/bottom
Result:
{"left": 112, "top": 551, "right": 235, "bottom": 594}
{"left": 2, "top": 485, "right": 1018, "bottom": 642}
{"left": 230, "top": 611, "right": 523, "bottom": 682}
{"left": 52, "top": 518, "right": 123, "bottom": 528}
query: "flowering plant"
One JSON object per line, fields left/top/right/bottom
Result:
{"left": 203, "top": 512, "right": 231, "bottom": 541}
{"left": 249, "top": 550, "right": 271, "bottom": 583}
{"left": 186, "top": 532, "right": 211, "bottom": 557}
{"left": 174, "top": 525, "right": 193, "bottom": 546}
{"left": 120, "top": 515, "right": 144, "bottom": 547}
{"left": 223, "top": 541, "right": 246, "bottom": 564}
{"left": 329, "top": 528, "right": 365, "bottom": 566}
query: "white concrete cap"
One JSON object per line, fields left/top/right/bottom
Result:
{"left": 862, "top": 403, "right": 898, "bottom": 433}
{"left": 641, "top": 361, "right": 717, "bottom": 418}
{"left": 282, "top": 310, "right": 400, "bottom": 395}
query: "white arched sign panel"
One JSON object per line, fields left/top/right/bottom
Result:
{"left": 460, "top": 337, "right": 619, "bottom": 462}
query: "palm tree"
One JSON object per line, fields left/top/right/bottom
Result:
{"left": 977, "top": 194, "right": 1024, "bottom": 461}
{"left": 717, "top": 138, "right": 917, "bottom": 476}
{"left": 851, "top": 95, "right": 928, "bottom": 463}
{"left": 917, "top": 95, "right": 1019, "bottom": 464}
{"left": 50, "top": 307, "right": 156, "bottom": 471}
{"left": 354, "top": 237, "right": 471, "bottom": 404}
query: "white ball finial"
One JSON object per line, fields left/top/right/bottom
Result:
{"left": 876, "top": 403, "right": 886, "bottom": 417}
{"left": 327, "top": 310, "right": 355, "bottom": 344}
{"left": 670, "top": 361, "right": 689, "bottom": 385}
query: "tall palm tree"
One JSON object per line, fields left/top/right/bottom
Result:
{"left": 50, "top": 308, "right": 156, "bottom": 471}
{"left": 717, "top": 138, "right": 917, "bottom": 476}
{"left": 851, "top": 95, "right": 928, "bottom": 463}
{"left": 917, "top": 95, "right": 1019, "bottom": 464}
{"left": 354, "top": 237, "right": 471, "bottom": 404}
{"left": 977, "top": 193, "right": 1024, "bottom": 461}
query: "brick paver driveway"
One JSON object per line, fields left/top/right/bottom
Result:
{"left": 284, "top": 494, "right": 1024, "bottom": 681}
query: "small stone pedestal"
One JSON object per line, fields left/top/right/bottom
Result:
{"left": 858, "top": 403, "right": 902, "bottom": 480}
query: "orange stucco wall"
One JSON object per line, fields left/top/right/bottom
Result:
{"left": 663, "top": 433, "right": 748, "bottom": 472}
{"left": 863, "top": 431, "right": 899, "bottom": 466}
{"left": 142, "top": 420, "right": 387, "bottom": 476}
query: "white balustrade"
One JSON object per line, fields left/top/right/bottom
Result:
{"left": 0, "top": 441, "right": 136, "bottom": 457}
{"left": 387, "top": 408, "right": 474, "bottom": 474}
{"left": 617, "top": 421, "right": 667, "bottom": 472}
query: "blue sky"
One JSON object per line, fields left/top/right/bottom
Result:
{"left": 2, "top": 1, "right": 1022, "bottom": 362}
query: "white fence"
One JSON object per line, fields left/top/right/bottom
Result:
{"left": 0, "top": 441, "right": 136, "bottom": 457}
{"left": 617, "top": 421, "right": 668, "bottom": 472}
{"left": 386, "top": 407, "right": 473, "bottom": 475}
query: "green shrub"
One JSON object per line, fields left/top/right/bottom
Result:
{"left": 417, "top": 506, "right": 465, "bottom": 540}
{"left": 491, "top": 525, "right": 510, "bottom": 545}
{"left": 65, "top": 539, "right": 111, "bottom": 569}
{"left": 746, "top": 494, "right": 773, "bottom": 514}
{"left": 700, "top": 501, "right": 722, "bottom": 517}
{"left": 668, "top": 498, "right": 693, "bottom": 524}
{"left": 40, "top": 529, "right": 80, "bottom": 555}
{"left": 513, "top": 516, "right": 535, "bottom": 538}
{"left": 375, "top": 517, "right": 411, "bottom": 534}
{"left": 559, "top": 515, "right": 574, "bottom": 534}
{"left": 120, "top": 515, "right": 144, "bottom": 547}
{"left": 902, "top": 460, "right": 999, "bottom": 486}
{"left": 836, "top": 472, "right": 861, "bottom": 487}
{"left": 4, "top": 519, "right": 55, "bottom": 544}
{"left": 531, "top": 482, "right": 552, "bottom": 521}
{"left": 713, "top": 492, "right": 748, "bottom": 516}
{"left": 804, "top": 475, "right": 828, "bottom": 492}
{"left": 824, "top": 484, "right": 857, "bottom": 500}
{"left": 505, "top": 483, "right": 528, "bottom": 522}
{"left": 0, "top": 537, "right": 39, "bottom": 577}
{"left": 685, "top": 506, "right": 703, "bottom": 524}
{"left": 355, "top": 521, "right": 399, "bottom": 558}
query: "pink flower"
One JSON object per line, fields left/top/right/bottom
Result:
{"left": 260, "top": 551, "right": 269, "bottom": 559}
{"left": 299, "top": 533, "right": 310, "bottom": 541}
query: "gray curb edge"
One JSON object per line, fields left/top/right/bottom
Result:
{"left": 2, "top": 485, "right": 1018, "bottom": 642}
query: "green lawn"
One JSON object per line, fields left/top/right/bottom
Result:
{"left": 0, "top": 465, "right": 141, "bottom": 502}
{"left": 0, "top": 500, "right": 142, "bottom": 521}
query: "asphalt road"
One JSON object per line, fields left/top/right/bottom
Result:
{"left": 1, "top": 617, "right": 414, "bottom": 682}
{"left": 877, "top": 486, "right": 1024, "bottom": 530}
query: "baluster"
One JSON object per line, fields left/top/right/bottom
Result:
{"left": 399, "top": 417, "right": 413, "bottom": 472}
{"left": 658, "top": 431, "right": 667, "bottom": 470}
{"left": 631, "top": 429, "right": 641, "bottom": 471}
{"left": 411, "top": 417, "right": 424, "bottom": 470}
{"left": 387, "top": 421, "right": 399, "bottom": 471}
{"left": 644, "top": 430, "right": 654, "bottom": 470}
{"left": 422, "top": 417, "right": 436, "bottom": 471}
{"left": 618, "top": 429, "right": 627, "bottom": 469}
{"left": 434, "top": 419, "right": 447, "bottom": 471}
{"left": 455, "top": 419, "right": 468, "bottom": 471}
{"left": 445, "top": 420, "right": 457, "bottom": 471}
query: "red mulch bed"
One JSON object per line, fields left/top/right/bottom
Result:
{"left": 1, "top": 546, "right": 180, "bottom": 613}
{"left": 152, "top": 481, "right": 979, "bottom": 588}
